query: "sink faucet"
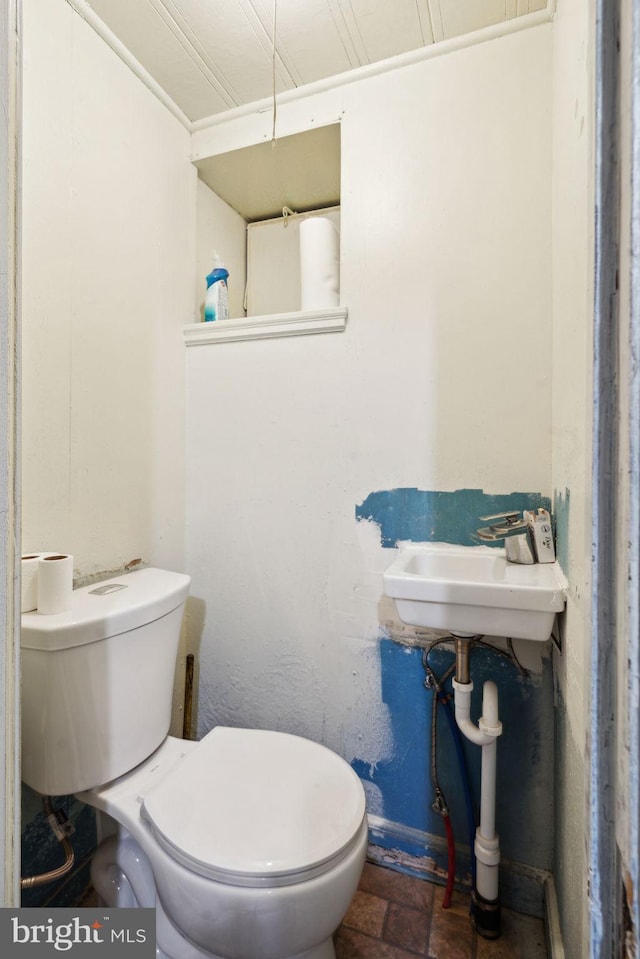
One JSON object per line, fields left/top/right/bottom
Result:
{"left": 476, "top": 511, "right": 535, "bottom": 564}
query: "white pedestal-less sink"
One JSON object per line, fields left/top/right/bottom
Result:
{"left": 383, "top": 542, "right": 568, "bottom": 641}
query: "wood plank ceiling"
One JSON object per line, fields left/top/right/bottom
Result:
{"left": 84, "top": 0, "right": 547, "bottom": 123}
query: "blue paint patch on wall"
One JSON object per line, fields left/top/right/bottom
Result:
{"left": 352, "top": 639, "right": 555, "bottom": 877}
{"left": 553, "top": 488, "right": 570, "bottom": 575}
{"left": 352, "top": 487, "right": 556, "bottom": 910}
{"left": 355, "top": 488, "right": 551, "bottom": 548}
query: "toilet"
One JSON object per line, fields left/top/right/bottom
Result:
{"left": 21, "top": 567, "right": 368, "bottom": 959}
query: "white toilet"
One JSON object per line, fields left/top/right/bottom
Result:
{"left": 21, "top": 567, "right": 368, "bottom": 959}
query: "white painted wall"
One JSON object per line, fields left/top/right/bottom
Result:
{"left": 185, "top": 25, "right": 553, "bottom": 777}
{"left": 550, "top": 0, "right": 594, "bottom": 954}
{"left": 21, "top": 0, "right": 195, "bottom": 579}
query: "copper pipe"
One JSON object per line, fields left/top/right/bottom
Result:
{"left": 20, "top": 797, "right": 75, "bottom": 890}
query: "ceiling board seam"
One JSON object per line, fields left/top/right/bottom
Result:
{"left": 427, "top": 0, "right": 444, "bottom": 42}
{"left": 414, "top": 0, "right": 434, "bottom": 45}
{"left": 239, "top": 0, "right": 303, "bottom": 89}
{"left": 153, "top": 0, "right": 242, "bottom": 103}
{"left": 144, "top": 0, "right": 240, "bottom": 108}
{"left": 328, "top": 0, "right": 367, "bottom": 68}
{"left": 190, "top": 4, "right": 553, "bottom": 135}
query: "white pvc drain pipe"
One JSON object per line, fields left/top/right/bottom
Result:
{"left": 452, "top": 675, "right": 503, "bottom": 937}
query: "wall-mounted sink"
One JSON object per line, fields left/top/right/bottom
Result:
{"left": 383, "top": 543, "right": 568, "bottom": 642}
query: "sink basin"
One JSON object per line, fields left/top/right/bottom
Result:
{"left": 383, "top": 542, "right": 567, "bottom": 642}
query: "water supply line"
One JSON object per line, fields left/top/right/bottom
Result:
{"left": 423, "top": 656, "right": 457, "bottom": 908}
{"left": 21, "top": 797, "right": 75, "bottom": 890}
{"left": 452, "top": 637, "right": 502, "bottom": 939}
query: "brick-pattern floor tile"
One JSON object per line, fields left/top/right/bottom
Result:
{"left": 426, "top": 885, "right": 475, "bottom": 959}
{"left": 335, "top": 927, "right": 427, "bottom": 959}
{"left": 428, "top": 912, "right": 475, "bottom": 958}
{"left": 359, "top": 862, "right": 435, "bottom": 912}
{"left": 383, "top": 901, "right": 431, "bottom": 954}
{"left": 342, "top": 890, "right": 389, "bottom": 938}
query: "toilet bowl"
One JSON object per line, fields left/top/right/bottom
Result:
{"left": 21, "top": 568, "right": 367, "bottom": 959}
{"left": 80, "top": 729, "right": 368, "bottom": 959}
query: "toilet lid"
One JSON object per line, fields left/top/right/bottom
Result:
{"left": 140, "top": 726, "right": 366, "bottom": 887}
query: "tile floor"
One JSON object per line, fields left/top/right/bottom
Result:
{"left": 80, "top": 860, "right": 548, "bottom": 959}
{"left": 334, "top": 863, "right": 548, "bottom": 959}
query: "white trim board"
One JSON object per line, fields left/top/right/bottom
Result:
{"left": 184, "top": 307, "right": 347, "bottom": 346}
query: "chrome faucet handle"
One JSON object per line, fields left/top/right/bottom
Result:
{"left": 476, "top": 511, "right": 526, "bottom": 540}
{"left": 476, "top": 511, "right": 535, "bottom": 564}
{"left": 478, "top": 511, "right": 522, "bottom": 527}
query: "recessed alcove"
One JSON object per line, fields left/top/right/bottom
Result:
{"left": 188, "top": 123, "right": 346, "bottom": 343}
{"left": 194, "top": 124, "right": 341, "bottom": 223}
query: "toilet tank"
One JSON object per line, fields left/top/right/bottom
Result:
{"left": 21, "top": 567, "right": 191, "bottom": 796}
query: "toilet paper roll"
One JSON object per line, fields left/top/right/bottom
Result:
{"left": 21, "top": 555, "right": 41, "bottom": 612}
{"left": 21, "top": 552, "right": 59, "bottom": 612}
{"left": 37, "top": 553, "right": 74, "bottom": 615}
{"left": 299, "top": 216, "right": 340, "bottom": 311}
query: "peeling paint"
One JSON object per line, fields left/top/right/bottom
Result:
{"left": 553, "top": 487, "right": 570, "bottom": 576}
{"left": 368, "top": 842, "right": 459, "bottom": 888}
{"left": 623, "top": 871, "right": 636, "bottom": 959}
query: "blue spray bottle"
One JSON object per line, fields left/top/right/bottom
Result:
{"left": 204, "top": 254, "right": 229, "bottom": 322}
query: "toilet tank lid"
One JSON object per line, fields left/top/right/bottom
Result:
{"left": 21, "top": 567, "right": 191, "bottom": 651}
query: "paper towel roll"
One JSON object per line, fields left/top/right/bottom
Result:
{"left": 21, "top": 552, "right": 60, "bottom": 612}
{"left": 299, "top": 216, "right": 340, "bottom": 311}
{"left": 37, "top": 554, "right": 74, "bottom": 615}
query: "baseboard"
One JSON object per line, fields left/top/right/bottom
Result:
{"left": 367, "top": 814, "right": 549, "bottom": 919}
{"left": 367, "top": 814, "right": 470, "bottom": 888}
{"left": 544, "top": 875, "right": 566, "bottom": 959}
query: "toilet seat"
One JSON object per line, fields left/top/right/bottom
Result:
{"left": 140, "top": 726, "right": 367, "bottom": 888}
